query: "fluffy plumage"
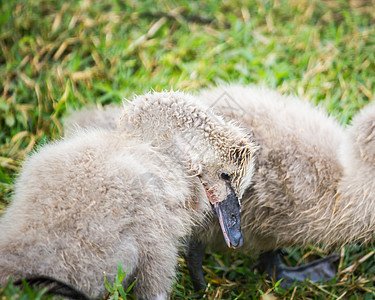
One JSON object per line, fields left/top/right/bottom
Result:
{"left": 0, "top": 130, "right": 193, "bottom": 299}
{"left": 0, "top": 91, "right": 257, "bottom": 299}
{"left": 64, "top": 106, "right": 122, "bottom": 135}
{"left": 197, "top": 84, "right": 375, "bottom": 250}
{"left": 70, "top": 86, "right": 375, "bottom": 251}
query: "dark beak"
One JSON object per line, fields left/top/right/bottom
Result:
{"left": 213, "top": 184, "right": 243, "bottom": 249}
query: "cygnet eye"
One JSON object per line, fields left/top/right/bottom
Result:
{"left": 220, "top": 172, "right": 231, "bottom": 182}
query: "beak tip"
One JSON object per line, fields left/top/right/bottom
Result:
{"left": 230, "top": 234, "right": 244, "bottom": 249}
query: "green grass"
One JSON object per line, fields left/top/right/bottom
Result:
{"left": 1, "top": 0, "right": 375, "bottom": 298}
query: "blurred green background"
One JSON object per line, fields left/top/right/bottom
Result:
{"left": 1, "top": 0, "right": 375, "bottom": 298}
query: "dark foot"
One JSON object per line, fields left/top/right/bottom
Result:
{"left": 258, "top": 251, "right": 339, "bottom": 289}
{"left": 184, "top": 237, "right": 207, "bottom": 292}
{"left": 14, "top": 276, "right": 91, "bottom": 300}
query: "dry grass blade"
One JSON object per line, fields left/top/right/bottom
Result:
{"left": 307, "top": 280, "right": 338, "bottom": 298}
{"left": 341, "top": 250, "right": 375, "bottom": 273}
{"left": 127, "top": 17, "right": 167, "bottom": 52}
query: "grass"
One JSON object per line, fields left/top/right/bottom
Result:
{"left": 1, "top": 0, "right": 375, "bottom": 298}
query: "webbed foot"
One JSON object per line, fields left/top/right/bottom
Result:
{"left": 258, "top": 250, "right": 339, "bottom": 288}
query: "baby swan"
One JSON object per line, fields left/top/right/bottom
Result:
{"left": 0, "top": 91, "right": 257, "bottom": 299}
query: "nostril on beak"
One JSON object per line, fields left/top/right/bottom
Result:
{"left": 230, "top": 215, "right": 237, "bottom": 227}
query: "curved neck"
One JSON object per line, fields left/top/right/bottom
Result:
{"left": 120, "top": 91, "right": 248, "bottom": 162}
